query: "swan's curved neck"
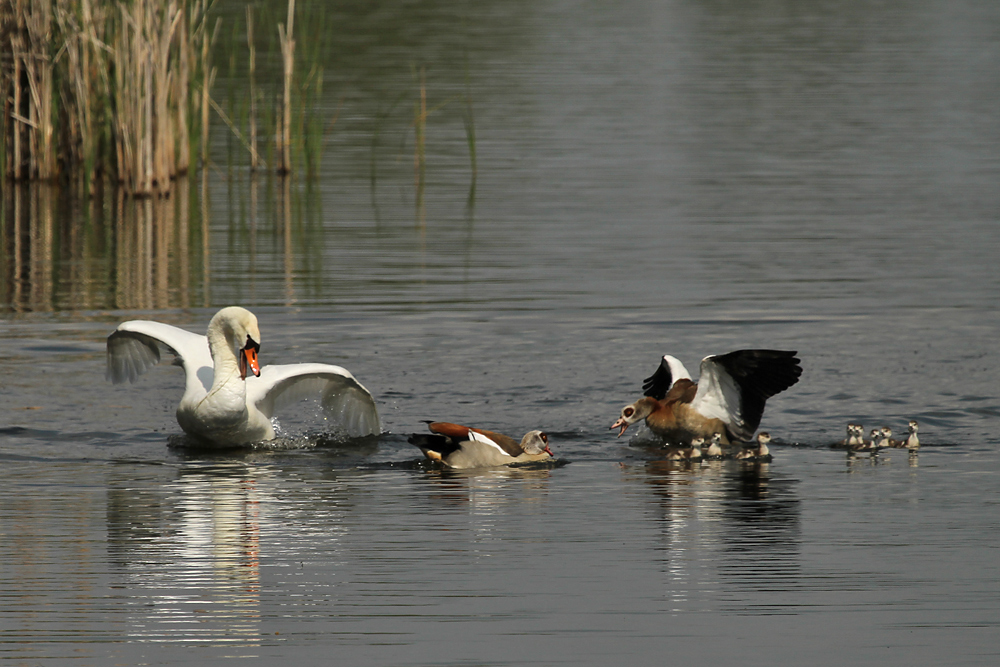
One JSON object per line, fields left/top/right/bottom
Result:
{"left": 207, "top": 320, "right": 242, "bottom": 387}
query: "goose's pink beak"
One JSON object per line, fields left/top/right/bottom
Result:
{"left": 611, "top": 418, "right": 629, "bottom": 438}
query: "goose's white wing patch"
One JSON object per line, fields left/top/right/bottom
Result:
{"left": 691, "top": 355, "right": 744, "bottom": 432}
{"left": 466, "top": 429, "right": 510, "bottom": 456}
{"left": 663, "top": 355, "right": 692, "bottom": 385}
{"left": 247, "top": 363, "right": 381, "bottom": 437}
{"left": 106, "top": 320, "right": 213, "bottom": 394}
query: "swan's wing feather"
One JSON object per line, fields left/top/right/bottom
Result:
{"left": 106, "top": 320, "right": 212, "bottom": 391}
{"left": 248, "top": 363, "right": 381, "bottom": 437}
{"left": 692, "top": 350, "right": 802, "bottom": 440}
{"left": 642, "top": 355, "right": 692, "bottom": 399}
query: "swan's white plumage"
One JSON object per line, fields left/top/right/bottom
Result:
{"left": 107, "top": 320, "right": 214, "bottom": 396}
{"left": 106, "top": 308, "right": 380, "bottom": 446}
{"left": 248, "top": 363, "right": 381, "bottom": 437}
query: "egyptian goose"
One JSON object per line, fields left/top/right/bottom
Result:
{"left": 687, "top": 439, "right": 703, "bottom": 461}
{"left": 902, "top": 420, "right": 920, "bottom": 450}
{"left": 106, "top": 306, "right": 380, "bottom": 446}
{"left": 851, "top": 429, "right": 882, "bottom": 455}
{"left": 408, "top": 422, "right": 553, "bottom": 469}
{"left": 838, "top": 423, "right": 865, "bottom": 448}
{"left": 611, "top": 349, "right": 802, "bottom": 445}
{"left": 736, "top": 431, "right": 772, "bottom": 461}
{"left": 663, "top": 444, "right": 702, "bottom": 462}
{"left": 705, "top": 433, "right": 724, "bottom": 458}
{"left": 880, "top": 426, "right": 900, "bottom": 448}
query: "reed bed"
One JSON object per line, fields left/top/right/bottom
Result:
{"left": 2, "top": 0, "right": 478, "bottom": 207}
{"left": 1, "top": 0, "right": 220, "bottom": 197}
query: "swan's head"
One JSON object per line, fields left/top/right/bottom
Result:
{"left": 611, "top": 398, "right": 655, "bottom": 437}
{"left": 209, "top": 306, "right": 262, "bottom": 380}
{"left": 520, "top": 430, "right": 553, "bottom": 457}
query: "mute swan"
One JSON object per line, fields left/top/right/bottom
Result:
{"left": 106, "top": 306, "right": 381, "bottom": 446}
{"left": 408, "top": 421, "right": 553, "bottom": 469}
{"left": 611, "top": 349, "right": 802, "bottom": 445}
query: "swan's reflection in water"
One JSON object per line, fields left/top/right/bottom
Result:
{"left": 627, "top": 457, "right": 800, "bottom": 614}
{"left": 107, "top": 464, "right": 264, "bottom": 647}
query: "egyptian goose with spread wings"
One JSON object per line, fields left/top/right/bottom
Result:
{"left": 409, "top": 422, "right": 553, "bottom": 469}
{"left": 611, "top": 349, "right": 802, "bottom": 445}
{"left": 106, "top": 306, "right": 381, "bottom": 446}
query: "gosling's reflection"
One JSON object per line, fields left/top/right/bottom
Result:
{"left": 629, "top": 456, "right": 800, "bottom": 610}
{"left": 106, "top": 464, "right": 263, "bottom": 647}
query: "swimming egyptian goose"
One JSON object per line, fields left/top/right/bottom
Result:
{"left": 902, "top": 420, "right": 920, "bottom": 450}
{"left": 687, "top": 439, "right": 703, "bottom": 461}
{"left": 408, "top": 422, "right": 553, "bottom": 469}
{"left": 611, "top": 349, "right": 802, "bottom": 445}
{"left": 106, "top": 306, "right": 380, "bottom": 446}
{"left": 853, "top": 428, "right": 882, "bottom": 454}
{"left": 838, "top": 423, "right": 865, "bottom": 448}
{"left": 736, "top": 431, "right": 772, "bottom": 461}
{"left": 704, "top": 433, "right": 724, "bottom": 458}
{"left": 880, "top": 426, "right": 900, "bottom": 448}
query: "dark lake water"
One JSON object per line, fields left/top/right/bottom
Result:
{"left": 2, "top": 1, "right": 1000, "bottom": 664}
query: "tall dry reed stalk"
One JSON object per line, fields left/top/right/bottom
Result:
{"left": 276, "top": 0, "right": 295, "bottom": 175}
{"left": 246, "top": 4, "right": 258, "bottom": 172}
{"left": 5, "top": 0, "right": 56, "bottom": 181}
{"left": 1, "top": 0, "right": 214, "bottom": 197}
{"left": 414, "top": 65, "right": 426, "bottom": 205}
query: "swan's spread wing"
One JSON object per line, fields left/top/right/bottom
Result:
{"left": 107, "top": 320, "right": 213, "bottom": 393}
{"left": 691, "top": 350, "right": 802, "bottom": 441}
{"left": 642, "top": 355, "right": 692, "bottom": 399}
{"left": 248, "top": 363, "right": 381, "bottom": 437}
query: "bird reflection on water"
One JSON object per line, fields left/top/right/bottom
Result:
{"left": 623, "top": 456, "right": 800, "bottom": 613}
{"left": 106, "top": 464, "right": 264, "bottom": 648}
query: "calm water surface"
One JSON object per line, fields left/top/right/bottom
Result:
{"left": 2, "top": 1, "right": 1000, "bottom": 665}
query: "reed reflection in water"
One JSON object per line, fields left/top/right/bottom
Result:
{"left": 0, "top": 175, "right": 322, "bottom": 314}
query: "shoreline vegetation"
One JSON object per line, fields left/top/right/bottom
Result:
{"left": 1, "top": 0, "right": 220, "bottom": 197}
{"left": 0, "top": 0, "right": 476, "bottom": 203}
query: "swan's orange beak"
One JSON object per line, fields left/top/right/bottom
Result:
{"left": 239, "top": 338, "right": 261, "bottom": 380}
